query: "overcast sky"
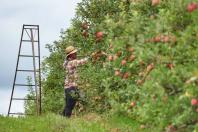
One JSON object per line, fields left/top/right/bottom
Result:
{"left": 0, "top": 0, "right": 82, "bottom": 87}
{"left": 0, "top": 0, "right": 82, "bottom": 115}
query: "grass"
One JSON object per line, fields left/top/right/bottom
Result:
{"left": 0, "top": 113, "right": 148, "bottom": 132}
{"left": 1, "top": 112, "right": 190, "bottom": 132}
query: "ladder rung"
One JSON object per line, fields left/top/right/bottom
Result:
{"left": 9, "top": 113, "right": 33, "bottom": 115}
{"left": 17, "top": 70, "right": 39, "bottom": 72}
{"left": 19, "top": 55, "right": 39, "bottom": 58}
{"left": 24, "top": 24, "right": 39, "bottom": 27}
{"left": 24, "top": 28, "right": 38, "bottom": 30}
{"left": 12, "top": 98, "right": 36, "bottom": 100}
{"left": 22, "top": 40, "right": 39, "bottom": 42}
{"left": 14, "top": 84, "right": 37, "bottom": 87}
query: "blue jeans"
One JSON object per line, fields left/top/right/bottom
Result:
{"left": 63, "top": 87, "right": 79, "bottom": 117}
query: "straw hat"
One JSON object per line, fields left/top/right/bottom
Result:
{"left": 65, "top": 46, "right": 78, "bottom": 57}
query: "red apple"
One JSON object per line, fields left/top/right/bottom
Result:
{"left": 154, "top": 36, "right": 161, "bottom": 42}
{"left": 152, "top": 0, "right": 160, "bottom": 6}
{"left": 115, "top": 69, "right": 121, "bottom": 76}
{"left": 127, "top": 47, "right": 135, "bottom": 52}
{"left": 130, "top": 101, "right": 136, "bottom": 107}
{"left": 162, "top": 36, "right": 169, "bottom": 43}
{"left": 166, "top": 63, "right": 174, "bottom": 70}
{"left": 191, "top": 98, "right": 198, "bottom": 106}
{"left": 95, "top": 31, "right": 103, "bottom": 38}
{"left": 187, "top": 2, "right": 198, "bottom": 13}
{"left": 123, "top": 72, "right": 130, "bottom": 79}
{"left": 146, "top": 63, "right": 154, "bottom": 72}
{"left": 129, "top": 54, "right": 136, "bottom": 62}
{"left": 121, "top": 59, "right": 127, "bottom": 66}
{"left": 108, "top": 55, "right": 113, "bottom": 61}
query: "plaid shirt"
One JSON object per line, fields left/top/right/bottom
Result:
{"left": 63, "top": 57, "right": 88, "bottom": 89}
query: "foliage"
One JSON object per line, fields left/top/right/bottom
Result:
{"left": 24, "top": 76, "right": 36, "bottom": 115}
{"left": 25, "top": 0, "right": 198, "bottom": 130}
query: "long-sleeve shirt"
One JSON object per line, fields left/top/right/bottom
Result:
{"left": 63, "top": 57, "right": 88, "bottom": 89}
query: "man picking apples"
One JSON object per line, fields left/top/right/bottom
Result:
{"left": 62, "top": 46, "right": 90, "bottom": 118}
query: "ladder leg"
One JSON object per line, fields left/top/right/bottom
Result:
{"left": 7, "top": 25, "right": 25, "bottom": 116}
{"left": 30, "top": 29, "right": 39, "bottom": 116}
{"left": 37, "top": 26, "right": 42, "bottom": 115}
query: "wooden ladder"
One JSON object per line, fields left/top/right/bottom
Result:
{"left": 7, "top": 25, "right": 41, "bottom": 116}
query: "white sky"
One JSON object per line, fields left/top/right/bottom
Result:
{"left": 0, "top": 0, "right": 82, "bottom": 115}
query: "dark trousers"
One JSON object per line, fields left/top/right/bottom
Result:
{"left": 63, "top": 87, "right": 79, "bottom": 118}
